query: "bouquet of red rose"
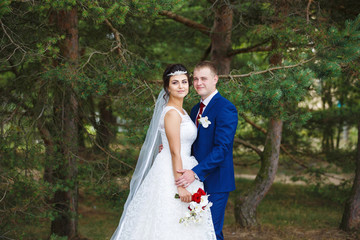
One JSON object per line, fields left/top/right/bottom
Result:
{"left": 175, "top": 188, "right": 213, "bottom": 225}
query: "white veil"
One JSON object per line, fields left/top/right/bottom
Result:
{"left": 111, "top": 89, "right": 167, "bottom": 240}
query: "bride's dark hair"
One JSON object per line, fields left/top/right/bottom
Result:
{"left": 162, "top": 63, "right": 191, "bottom": 99}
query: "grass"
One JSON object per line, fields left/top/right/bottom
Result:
{"left": 11, "top": 177, "right": 353, "bottom": 240}
{"left": 227, "top": 178, "right": 344, "bottom": 229}
{"left": 77, "top": 192, "right": 121, "bottom": 240}
{"left": 77, "top": 178, "right": 348, "bottom": 239}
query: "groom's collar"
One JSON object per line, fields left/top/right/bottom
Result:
{"left": 200, "top": 89, "right": 218, "bottom": 106}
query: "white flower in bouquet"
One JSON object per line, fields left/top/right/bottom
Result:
{"left": 176, "top": 188, "right": 213, "bottom": 225}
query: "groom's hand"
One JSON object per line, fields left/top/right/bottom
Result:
{"left": 158, "top": 144, "right": 163, "bottom": 153}
{"left": 175, "top": 169, "right": 195, "bottom": 187}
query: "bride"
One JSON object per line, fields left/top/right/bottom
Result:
{"left": 110, "top": 64, "right": 216, "bottom": 240}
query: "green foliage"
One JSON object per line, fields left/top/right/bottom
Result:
{"left": 226, "top": 62, "right": 314, "bottom": 127}
{"left": 0, "top": 0, "right": 11, "bottom": 18}
{"left": 0, "top": 167, "right": 50, "bottom": 238}
{"left": 316, "top": 14, "right": 360, "bottom": 76}
{"left": 306, "top": 182, "right": 352, "bottom": 205}
{"left": 50, "top": 235, "right": 68, "bottom": 240}
{"left": 1, "top": 0, "right": 360, "bottom": 238}
{"left": 325, "top": 149, "right": 356, "bottom": 173}
{"left": 325, "top": 16, "right": 360, "bottom": 63}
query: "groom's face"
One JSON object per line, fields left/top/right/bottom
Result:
{"left": 193, "top": 67, "right": 218, "bottom": 100}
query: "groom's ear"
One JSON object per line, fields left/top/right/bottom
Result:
{"left": 214, "top": 74, "right": 219, "bottom": 84}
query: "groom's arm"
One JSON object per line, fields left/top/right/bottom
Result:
{"left": 192, "top": 103, "right": 238, "bottom": 181}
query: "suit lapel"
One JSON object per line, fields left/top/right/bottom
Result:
{"left": 202, "top": 92, "right": 221, "bottom": 117}
{"left": 197, "top": 92, "right": 221, "bottom": 133}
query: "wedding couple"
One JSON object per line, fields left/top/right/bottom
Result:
{"left": 111, "top": 61, "right": 238, "bottom": 240}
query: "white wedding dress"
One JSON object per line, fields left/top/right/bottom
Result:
{"left": 113, "top": 106, "right": 216, "bottom": 240}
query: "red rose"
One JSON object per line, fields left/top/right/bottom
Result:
{"left": 192, "top": 193, "right": 201, "bottom": 203}
{"left": 197, "top": 188, "right": 206, "bottom": 196}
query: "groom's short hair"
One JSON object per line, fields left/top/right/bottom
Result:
{"left": 194, "top": 61, "right": 218, "bottom": 75}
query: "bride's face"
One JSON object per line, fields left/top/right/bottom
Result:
{"left": 167, "top": 74, "right": 189, "bottom": 99}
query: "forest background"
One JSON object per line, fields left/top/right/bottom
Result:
{"left": 1, "top": 0, "right": 360, "bottom": 239}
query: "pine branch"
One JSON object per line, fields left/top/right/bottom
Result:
{"left": 159, "top": 10, "right": 210, "bottom": 36}
{"left": 227, "top": 39, "right": 272, "bottom": 57}
{"left": 218, "top": 57, "right": 315, "bottom": 79}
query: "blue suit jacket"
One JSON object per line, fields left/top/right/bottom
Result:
{"left": 190, "top": 92, "right": 238, "bottom": 193}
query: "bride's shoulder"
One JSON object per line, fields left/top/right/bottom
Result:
{"left": 162, "top": 106, "right": 181, "bottom": 118}
{"left": 162, "top": 106, "right": 182, "bottom": 115}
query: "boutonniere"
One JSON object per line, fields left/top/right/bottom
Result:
{"left": 198, "top": 115, "right": 211, "bottom": 128}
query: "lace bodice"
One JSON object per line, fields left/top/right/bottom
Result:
{"left": 159, "top": 106, "right": 197, "bottom": 157}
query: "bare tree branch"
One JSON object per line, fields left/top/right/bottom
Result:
{"left": 201, "top": 43, "right": 212, "bottom": 61}
{"left": 104, "top": 18, "right": 127, "bottom": 63}
{"left": 0, "top": 19, "right": 26, "bottom": 54}
{"left": 0, "top": 176, "right": 10, "bottom": 203}
{"left": 2, "top": 105, "right": 19, "bottom": 123}
{"left": 234, "top": 159, "right": 260, "bottom": 167}
{"left": 84, "top": 128, "right": 135, "bottom": 170}
{"left": 81, "top": 43, "right": 123, "bottom": 69}
{"left": 240, "top": 113, "right": 267, "bottom": 134}
{"left": 143, "top": 80, "right": 156, "bottom": 104}
{"left": 306, "top": 0, "right": 313, "bottom": 24}
{"left": 159, "top": 10, "right": 210, "bottom": 36}
{"left": 234, "top": 138, "right": 263, "bottom": 157}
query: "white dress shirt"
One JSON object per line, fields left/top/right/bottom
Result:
{"left": 197, "top": 89, "right": 218, "bottom": 115}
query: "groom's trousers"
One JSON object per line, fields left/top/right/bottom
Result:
{"left": 209, "top": 192, "right": 229, "bottom": 240}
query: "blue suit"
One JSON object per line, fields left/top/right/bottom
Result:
{"left": 190, "top": 92, "right": 238, "bottom": 240}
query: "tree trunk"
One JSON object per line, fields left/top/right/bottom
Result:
{"left": 50, "top": 8, "right": 79, "bottom": 239}
{"left": 210, "top": 0, "right": 233, "bottom": 74}
{"left": 321, "top": 85, "right": 334, "bottom": 154}
{"left": 336, "top": 122, "right": 342, "bottom": 149}
{"left": 340, "top": 119, "right": 360, "bottom": 231}
{"left": 95, "top": 96, "right": 116, "bottom": 150}
{"left": 63, "top": 89, "right": 79, "bottom": 239}
{"left": 159, "top": 1, "right": 233, "bottom": 74}
{"left": 234, "top": 37, "right": 284, "bottom": 227}
{"left": 235, "top": 118, "right": 283, "bottom": 227}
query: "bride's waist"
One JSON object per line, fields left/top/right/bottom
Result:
{"left": 155, "top": 150, "right": 198, "bottom": 170}
{"left": 159, "top": 148, "right": 191, "bottom": 157}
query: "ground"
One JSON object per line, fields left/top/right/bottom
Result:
{"left": 223, "top": 225, "right": 357, "bottom": 240}
{"left": 77, "top": 194, "right": 360, "bottom": 240}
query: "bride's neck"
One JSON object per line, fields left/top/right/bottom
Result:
{"left": 167, "top": 96, "right": 183, "bottom": 109}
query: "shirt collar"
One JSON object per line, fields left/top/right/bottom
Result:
{"left": 201, "top": 89, "right": 218, "bottom": 106}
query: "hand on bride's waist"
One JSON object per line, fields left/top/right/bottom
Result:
{"left": 175, "top": 169, "right": 197, "bottom": 188}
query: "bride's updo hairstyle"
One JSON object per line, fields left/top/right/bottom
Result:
{"left": 162, "top": 63, "right": 191, "bottom": 99}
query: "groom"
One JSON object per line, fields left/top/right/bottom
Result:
{"left": 176, "top": 61, "right": 238, "bottom": 240}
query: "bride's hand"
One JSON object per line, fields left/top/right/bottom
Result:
{"left": 177, "top": 187, "right": 192, "bottom": 203}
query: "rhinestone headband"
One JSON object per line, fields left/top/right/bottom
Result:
{"left": 167, "top": 70, "right": 187, "bottom": 76}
